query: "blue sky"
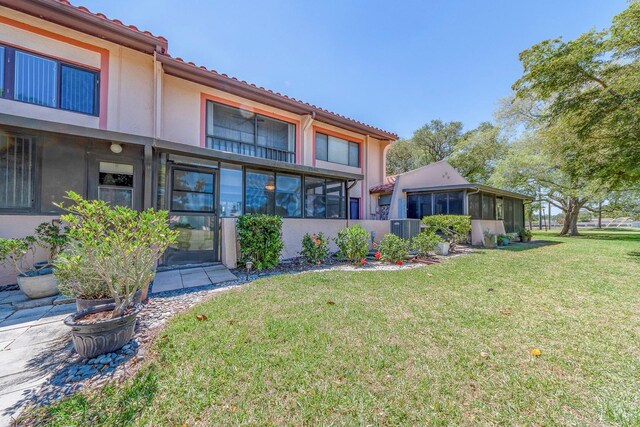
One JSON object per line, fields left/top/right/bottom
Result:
{"left": 81, "top": 0, "right": 627, "bottom": 138}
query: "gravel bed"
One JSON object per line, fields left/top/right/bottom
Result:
{"left": 22, "top": 248, "right": 472, "bottom": 410}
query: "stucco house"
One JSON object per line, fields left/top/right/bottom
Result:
{"left": 0, "top": 0, "right": 397, "bottom": 285}
{"left": 369, "top": 161, "right": 531, "bottom": 244}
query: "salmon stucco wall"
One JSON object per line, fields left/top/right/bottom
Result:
{"left": 219, "top": 219, "right": 391, "bottom": 268}
{"left": 471, "top": 220, "right": 506, "bottom": 245}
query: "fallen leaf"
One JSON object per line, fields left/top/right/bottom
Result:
{"left": 480, "top": 351, "right": 489, "bottom": 358}
{"left": 228, "top": 319, "right": 238, "bottom": 325}
{"left": 487, "top": 288, "right": 494, "bottom": 292}
{"left": 500, "top": 308, "right": 511, "bottom": 316}
{"left": 530, "top": 348, "right": 542, "bottom": 357}
{"left": 326, "top": 300, "right": 335, "bottom": 305}
{"left": 196, "top": 314, "right": 208, "bottom": 321}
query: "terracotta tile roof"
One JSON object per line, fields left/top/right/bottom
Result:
{"left": 161, "top": 53, "right": 399, "bottom": 140}
{"left": 54, "top": 0, "right": 167, "bottom": 43}
{"left": 370, "top": 175, "right": 396, "bottom": 193}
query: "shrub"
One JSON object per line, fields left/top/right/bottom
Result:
{"left": 421, "top": 215, "right": 471, "bottom": 249}
{"left": 34, "top": 222, "right": 68, "bottom": 264}
{"left": 378, "top": 233, "right": 410, "bottom": 263}
{"left": 237, "top": 214, "right": 284, "bottom": 270}
{"left": 497, "top": 234, "right": 510, "bottom": 246}
{"left": 519, "top": 228, "right": 533, "bottom": 238}
{"left": 55, "top": 192, "right": 177, "bottom": 318}
{"left": 334, "top": 224, "right": 370, "bottom": 263}
{"left": 0, "top": 236, "right": 36, "bottom": 276}
{"left": 411, "top": 229, "right": 443, "bottom": 257}
{"left": 301, "top": 232, "right": 330, "bottom": 264}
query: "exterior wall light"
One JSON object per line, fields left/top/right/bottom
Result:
{"left": 110, "top": 143, "right": 123, "bottom": 154}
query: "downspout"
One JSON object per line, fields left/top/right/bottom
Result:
{"left": 466, "top": 187, "right": 480, "bottom": 216}
{"left": 301, "top": 111, "right": 315, "bottom": 164}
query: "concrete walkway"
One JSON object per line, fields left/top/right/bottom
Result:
{"left": 151, "top": 265, "right": 237, "bottom": 293}
{"left": 0, "top": 293, "right": 75, "bottom": 427}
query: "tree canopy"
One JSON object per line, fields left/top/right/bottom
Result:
{"left": 512, "top": 1, "right": 640, "bottom": 188}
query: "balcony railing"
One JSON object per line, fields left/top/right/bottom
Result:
{"left": 207, "top": 137, "right": 296, "bottom": 164}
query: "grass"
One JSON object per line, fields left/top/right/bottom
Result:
{"left": 25, "top": 230, "right": 640, "bottom": 426}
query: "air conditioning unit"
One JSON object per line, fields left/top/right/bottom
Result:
{"left": 389, "top": 219, "right": 421, "bottom": 240}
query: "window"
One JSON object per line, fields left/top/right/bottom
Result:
{"left": 206, "top": 101, "right": 296, "bottom": 163}
{"left": 407, "top": 193, "right": 432, "bottom": 219}
{"left": 171, "top": 169, "right": 214, "bottom": 212}
{"left": 468, "top": 192, "right": 481, "bottom": 219}
{"left": 448, "top": 191, "right": 464, "bottom": 215}
{"left": 304, "top": 177, "right": 326, "bottom": 218}
{"left": 0, "top": 45, "right": 99, "bottom": 115}
{"left": 219, "top": 164, "right": 243, "bottom": 217}
{"left": 61, "top": 65, "right": 98, "bottom": 114}
{"left": 245, "top": 170, "right": 303, "bottom": 217}
{"left": 496, "top": 197, "right": 504, "bottom": 220}
{"left": 275, "top": 174, "right": 302, "bottom": 217}
{"left": 245, "top": 169, "right": 275, "bottom": 215}
{"left": 482, "top": 193, "right": 495, "bottom": 220}
{"left": 315, "top": 132, "right": 360, "bottom": 167}
{"left": 98, "top": 162, "right": 134, "bottom": 208}
{"left": 326, "top": 180, "right": 346, "bottom": 218}
{"left": 304, "top": 177, "right": 346, "bottom": 219}
{"left": 0, "top": 134, "right": 35, "bottom": 210}
{"left": 407, "top": 191, "right": 464, "bottom": 218}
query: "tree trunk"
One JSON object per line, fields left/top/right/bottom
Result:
{"left": 559, "top": 197, "right": 584, "bottom": 236}
{"left": 597, "top": 200, "right": 602, "bottom": 228}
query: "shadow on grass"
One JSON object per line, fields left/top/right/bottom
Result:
{"left": 626, "top": 251, "right": 640, "bottom": 263}
{"left": 574, "top": 233, "right": 640, "bottom": 243}
{"left": 498, "top": 240, "right": 563, "bottom": 252}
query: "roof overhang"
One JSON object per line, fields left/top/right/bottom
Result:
{"left": 153, "top": 139, "right": 363, "bottom": 181}
{"left": 402, "top": 183, "right": 533, "bottom": 200}
{"left": 0, "top": 0, "right": 168, "bottom": 54}
{"left": 158, "top": 55, "right": 398, "bottom": 141}
{"left": 0, "top": 113, "right": 363, "bottom": 181}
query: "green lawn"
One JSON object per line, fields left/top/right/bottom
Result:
{"left": 27, "top": 230, "right": 640, "bottom": 426}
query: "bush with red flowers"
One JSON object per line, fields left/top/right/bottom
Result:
{"left": 301, "top": 232, "right": 330, "bottom": 264}
{"left": 378, "top": 233, "right": 410, "bottom": 264}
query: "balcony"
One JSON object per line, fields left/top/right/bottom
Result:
{"left": 207, "top": 137, "right": 296, "bottom": 164}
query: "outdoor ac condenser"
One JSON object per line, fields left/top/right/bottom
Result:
{"left": 389, "top": 219, "right": 422, "bottom": 240}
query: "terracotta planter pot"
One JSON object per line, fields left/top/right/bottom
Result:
{"left": 17, "top": 272, "right": 58, "bottom": 299}
{"left": 64, "top": 303, "right": 142, "bottom": 358}
{"left": 75, "top": 290, "right": 143, "bottom": 312}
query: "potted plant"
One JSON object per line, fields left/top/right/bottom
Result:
{"left": 0, "top": 236, "right": 59, "bottom": 299}
{"left": 497, "top": 234, "right": 511, "bottom": 246}
{"left": 519, "top": 227, "right": 533, "bottom": 243}
{"left": 58, "top": 192, "right": 177, "bottom": 358}
{"left": 483, "top": 229, "right": 497, "bottom": 249}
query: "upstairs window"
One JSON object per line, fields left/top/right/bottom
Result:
{"left": 0, "top": 44, "right": 99, "bottom": 116}
{"left": 315, "top": 132, "right": 360, "bottom": 167}
{"left": 206, "top": 101, "right": 296, "bottom": 163}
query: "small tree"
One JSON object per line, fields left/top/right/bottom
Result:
{"left": 237, "top": 215, "right": 284, "bottom": 270}
{"left": 421, "top": 215, "right": 471, "bottom": 251}
{"left": 56, "top": 192, "right": 177, "bottom": 318}
{"left": 34, "top": 222, "right": 68, "bottom": 264}
{"left": 0, "top": 236, "right": 36, "bottom": 276}
{"left": 334, "top": 225, "right": 369, "bottom": 263}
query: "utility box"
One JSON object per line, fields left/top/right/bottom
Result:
{"left": 389, "top": 219, "right": 421, "bottom": 240}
